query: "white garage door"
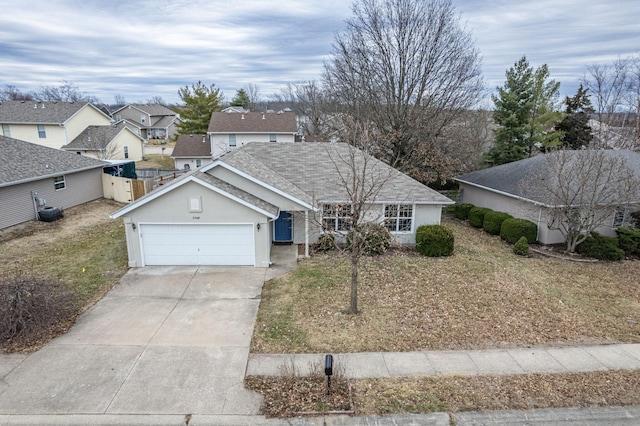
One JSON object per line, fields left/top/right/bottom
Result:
{"left": 140, "top": 224, "right": 255, "bottom": 266}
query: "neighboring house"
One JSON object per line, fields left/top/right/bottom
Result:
{"left": 208, "top": 111, "right": 298, "bottom": 158}
{"left": 111, "top": 142, "right": 453, "bottom": 267}
{"left": 455, "top": 150, "right": 640, "bottom": 244}
{"left": 61, "top": 121, "right": 146, "bottom": 161}
{"left": 171, "top": 134, "right": 213, "bottom": 170}
{"left": 112, "top": 104, "right": 182, "bottom": 140}
{"left": 0, "top": 135, "right": 106, "bottom": 229}
{"left": 0, "top": 100, "right": 112, "bottom": 149}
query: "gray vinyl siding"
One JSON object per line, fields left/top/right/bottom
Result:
{"left": 0, "top": 168, "right": 103, "bottom": 229}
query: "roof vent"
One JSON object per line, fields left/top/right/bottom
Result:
{"left": 41, "top": 104, "right": 45, "bottom": 108}
{"left": 34, "top": 103, "right": 38, "bottom": 108}
{"left": 262, "top": 113, "right": 265, "bottom": 120}
{"left": 202, "top": 136, "right": 206, "bottom": 143}
{"left": 241, "top": 114, "right": 245, "bottom": 119}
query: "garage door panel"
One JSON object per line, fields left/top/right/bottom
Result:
{"left": 140, "top": 224, "right": 255, "bottom": 266}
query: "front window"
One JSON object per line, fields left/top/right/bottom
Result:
{"left": 196, "top": 159, "right": 202, "bottom": 167}
{"left": 613, "top": 207, "right": 627, "bottom": 228}
{"left": 54, "top": 175, "right": 66, "bottom": 190}
{"left": 384, "top": 204, "right": 413, "bottom": 232}
{"left": 322, "top": 204, "right": 352, "bottom": 232}
{"left": 37, "top": 124, "right": 46, "bottom": 138}
{"left": 269, "top": 133, "right": 277, "bottom": 143}
{"left": 229, "top": 134, "right": 237, "bottom": 147}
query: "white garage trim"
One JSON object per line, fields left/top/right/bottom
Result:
{"left": 139, "top": 223, "right": 255, "bottom": 266}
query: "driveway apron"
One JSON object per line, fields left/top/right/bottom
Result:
{"left": 0, "top": 266, "right": 266, "bottom": 415}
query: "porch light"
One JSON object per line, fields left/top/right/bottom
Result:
{"left": 257, "top": 223, "right": 261, "bottom": 231}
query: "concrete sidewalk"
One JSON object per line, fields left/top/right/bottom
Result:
{"left": 247, "top": 343, "right": 640, "bottom": 377}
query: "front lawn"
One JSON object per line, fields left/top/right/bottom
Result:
{"left": 251, "top": 216, "right": 640, "bottom": 353}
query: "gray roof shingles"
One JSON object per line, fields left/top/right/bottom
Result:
{"left": 171, "top": 134, "right": 211, "bottom": 158}
{"left": 208, "top": 111, "right": 297, "bottom": 133}
{"left": 0, "top": 100, "right": 89, "bottom": 124}
{"left": 0, "top": 135, "right": 106, "bottom": 186}
{"left": 63, "top": 121, "right": 132, "bottom": 150}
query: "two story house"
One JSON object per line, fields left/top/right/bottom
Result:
{"left": 208, "top": 111, "right": 298, "bottom": 158}
{"left": 0, "top": 101, "right": 112, "bottom": 149}
{"left": 112, "top": 104, "right": 182, "bottom": 140}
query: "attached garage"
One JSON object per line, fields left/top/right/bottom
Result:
{"left": 140, "top": 223, "right": 255, "bottom": 266}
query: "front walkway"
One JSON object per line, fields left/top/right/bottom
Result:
{"left": 247, "top": 343, "right": 640, "bottom": 378}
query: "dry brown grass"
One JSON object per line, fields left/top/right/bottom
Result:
{"left": 252, "top": 215, "right": 640, "bottom": 353}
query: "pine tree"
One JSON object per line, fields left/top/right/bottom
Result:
{"left": 557, "top": 84, "right": 594, "bottom": 149}
{"left": 230, "top": 89, "right": 250, "bottom": 109}
{"left": 176, "top": 81, "right": 223, "bottom": 135}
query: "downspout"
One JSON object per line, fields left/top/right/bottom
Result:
{"left": 305, "top": 210, "right": 309, "bottom": 258}
{"left": 537, "top": 206, "right": 542, "bottom": 242}
{"left": 31, "top": 190, "right": 40, "bottom": 221}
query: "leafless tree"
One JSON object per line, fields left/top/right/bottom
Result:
{"left": 244, "top": 83, "right": 264, "bottom": 111}
{"left": 582, "top": 56, "right": 639, "bottom": 149}
{"left": 0, "top": 85, "right": 33, "bottom": 102}
{"left": 520, "top": 149, "right": 640, "bottom": 253}
{"left": 33, "top": 80, "right": 99, "bottom": 103}
{"left": 147, "top": 95, "right": 167, "bottom": 105}
{"left": 323, "top": 0, "right": 484, "bottom": 183}
{"left": 273, "top": 81, "right": 338, "bottom": 138}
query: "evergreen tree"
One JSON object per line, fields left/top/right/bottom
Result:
{"left": 557, "top": 84, "right": 594, "bottom": 149}
{"left": 176, "top": 81, "right": 223, "bottom": 135}
{"left": 230, "top": 89, "right": 250, "bottom": 109}
{"left": 486, "top": 56, "right": 562, "bottom": 165}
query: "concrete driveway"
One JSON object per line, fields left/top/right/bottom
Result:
{"left": 0, "top": 265, "right": 275, "bottom": 416}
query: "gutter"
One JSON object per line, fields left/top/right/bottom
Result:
{"left": 0, "top": 163, "right": 106, "bottom": 188}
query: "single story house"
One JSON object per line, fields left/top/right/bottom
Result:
{"left": 0, "top": 101, "right": 112, "bottom": 149}
{"left": 111, "top": 142, "right": 453, "bottom": 267}
{"left": 0, "top": 135, "right": 106, "bottom": 229}
{"left": 208, "top": 111, "right": 298, "bottom": 158}
{"left": 61, "top": 121, "right": 146, "bottom": 161}
{"left": 455, "top": 149, "right": 640, "bottom": 244}
{"left": 171, "top": 134, "right": 214, "bottom": 170}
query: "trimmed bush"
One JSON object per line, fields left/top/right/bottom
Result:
{"left": 454, "top": 203, "right": 474, "bottom": 220}
{"left": 500, "top": 218, "right": 538, "bottom": 244}
{"left": 616, "top": 228, "right": 640, "bottom": 256}
{"left": 576, "top": 232, "right": 624, "bottom": 261}
{"left": 468, "top": 207, "right": 492, "bottom": 228}
{"left": 513, "top": 236, "right": 529, "bottom": 256}
{"left": 315, "top": 233, "right": 336, "bottom": 252}
{"left": 346, "top": 223, "right": 392, "bottom": 256}
{"left": 416, "top": 224, "right": 454, "bottom": 257}
{"left": 482, "top": 211, "right": 513, "bottom": 235}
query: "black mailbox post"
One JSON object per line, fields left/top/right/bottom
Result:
{"left": 325, "top": 354, "right": 334, "bottom": 395}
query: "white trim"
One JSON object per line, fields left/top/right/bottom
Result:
{"left": 110, "top": 174, "right": 278, "bottom": 219}
{"left": 201, "top": 160, "right": 317, "bottom": 211}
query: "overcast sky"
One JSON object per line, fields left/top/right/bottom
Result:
{"left": 1, "top": 0, "right": 638, "bottom": 105}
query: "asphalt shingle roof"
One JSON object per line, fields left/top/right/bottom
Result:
{"left": 221, "top": 142, "right": 452, "bottom": 204}
{"left": 208, "top": 112, "right": 297, "bottom": 133}
{"left": 0, "top": 135, "right": 106, "bottom": 186}
{"left": 0, "top": 100, "right": 89, "bottom": 124}
{"left": 171, "top": 134, "right": 211, "bottom": 158}
{"left": 196, "top": 172, "right": 278, "bottom": 216}
{"left": 63, "top": 121, "right": 133, "bottom": 150}
{"left": 113, "top": 103, "right": 177, "bottom": 117}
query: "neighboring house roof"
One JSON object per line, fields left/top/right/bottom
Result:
{"left": 62, "top": 121, "right": 143, "bottom": 150}
{"left": 150, "top": 115, "right": 179, "bottom": 129}
{"left": 220, "top": 142, "right": 453, "bottom": 205}
{"left": 0, "top": 135, "right": 106, "bottom": 187}
{"left": 171, "top": 134, "right": 211, "bottom": 158}
{"left": 208, "top": 111, "right": 297, "bottom": 134}
{"left": 112, "top": 103, "right": 177, "bottom": 117}
{"left": 0, "top": 100, "right": 108, "bottom": 124}
{"left": 455, "top": 149, "right": 640, "bottom": 205}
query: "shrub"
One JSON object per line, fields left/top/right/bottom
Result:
{"left": 454, "top": 203, "right": 474, "bottom": 220}
{"left": 513, "top": 236, "right": 529, "bottom": 256}
{"left": 482, "top": 211, "right": 513, "bottom": 235}
{"left": 0, "top": 271, "right": 78, "bottom": 347}
{"left": 500, "top": 218, "right": 538, "bottom": 244}
{"left": 616, "top": 228, "right": 640, "bottom": 256}
{"left": 315, "top": 233, "right": 336, "bottom": 252}
{"left": 346, "top": 223, "right": 392, "bottom": 256}
{"left": 468, "top": 207, "right": 492, "bottom": 228}
{"left": 576, "top": 232, "right": 624, "bottom": 261}
{"left": 416, "top": 225, "right": 454, "bottom": 257}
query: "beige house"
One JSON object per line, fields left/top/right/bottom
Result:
{"left": 111, "top": 142, "right": 453, "bottom": 267}
{"left": 207, "top": 111, "right": 298, "bottom": 158}
{"left": 61, "top": 121, "right": 145, "bottom": 161}
{"left": 112, "top": 104, "right": 182, "bottom": 140}
{"left": 0, "top": 101, "right": 111, "bottom": 149}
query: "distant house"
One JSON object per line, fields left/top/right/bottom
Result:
{"left": 0, "top": 135, "right": 106, "bottom": 229}
{"left": 61, "top": 121, "right": 146, "bottom": 161}
{"left": 208, "top": 111, "right": 298, "bottom": 158}
{"left": 455, "top": 150, "right": 640, "bottom": 244}
{"left": 171, "top": 134, "right": 213, "bottom": 170}
{"left": 0, "top": 101, "right": 112, "bottom": 149}
{"left": 112, "top": 104, "right": 182, "bottom": 140}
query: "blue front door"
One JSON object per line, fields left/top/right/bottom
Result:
{"left": 274, "top": 211, "right": 293, "bottom": 242}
